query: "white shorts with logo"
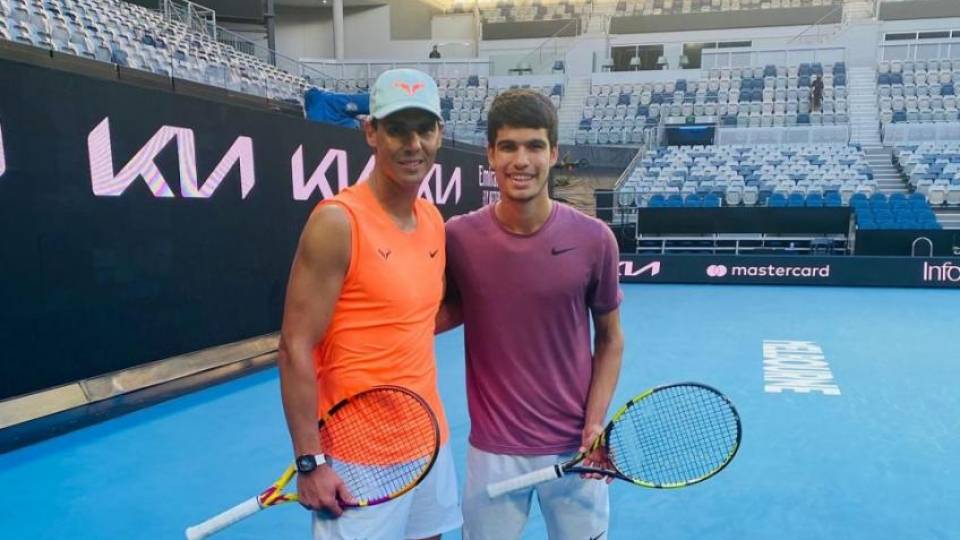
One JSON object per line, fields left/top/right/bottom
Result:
{"left": 462, "top": 444, "right": 609, "bottom": 540}
{"left": 312, "top": 444, "right": 462, "bottom": 540}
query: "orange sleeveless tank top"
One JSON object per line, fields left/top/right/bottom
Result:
{"left": 312, "top": 181, "right": 449, "bottom": 448}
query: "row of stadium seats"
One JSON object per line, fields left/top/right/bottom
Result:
{"left": 439, "top": 81, "right": 566, "bottom": 142}
{"left": 613, "top": 0, "right": 841, "bottom": 16}
{"left": 574, "top": 126, "right": 658, "bottom": 145}
{"left": 617, "top": 144, "right": 878, "bottom": 206}
{"left": 440, "top": 82, "right": 563, "bottom": 118}
{"left": 851, "top": 193, "right": 941, "bottom": 230}
{"left": 583, "top": 110, "right": 848, "bottom": 132}
{"left": 0, "top": 0, "right": 310, "bottom": 102}
{"left": 453, "top": 1, "right": 587, "bottom": 22}
{"left": 878, "top": 96, "right": 960, "bottom": 124}
{"left": 585, "top": 101, "right": 847, "bottom": 119}
{"left": 893, "top": 142, "right": 960, "bottom": 205}
{"left": 876, "top": 59, "right": 960, "bottom": 126}
{"left": 580, "top": 63, "right": 848, "bottom": 138}
{"left": 878, "top": 59, "right": 960, "bottom": 75}
{"left": 588, "top": 84, "right": 847, "bottom": 106}
{"left": 629, "top": 191, "right": 941, "bottom": 231}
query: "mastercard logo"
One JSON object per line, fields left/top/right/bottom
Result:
{"left": 706, "top": 264, "right": 728, "bottom": 278}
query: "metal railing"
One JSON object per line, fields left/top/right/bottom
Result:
{"left": 299, "top": 58, "right": 490, "bottom": 86}
{"left": 510, "top": 17, "right": 580, "bottom": 76}
{"left": 879, "top": 37, "right": 960, "bottom": 62}
{"left": 702, "top": 46, "right": 846, "bottom": 70}
{"left": 152, "top": 0, "right": 336, "bottom": 97}
{"left": 787, "top": 3, "right": 843, "bottom": 45}
{"left": 788, "top": 0, "right": 877, "bottom": 46}
{"left": 161, "top": 0, "right": 217, "bottom": 42}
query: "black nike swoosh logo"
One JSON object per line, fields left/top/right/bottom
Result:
{"left": 551, "top": 247, "right": 576, "bottom": 255}
{"left": 429, "top": 249, "right": 439, "bottom": 258}
{"left": 589, "top": 532, "right": 606, "bottom": 540}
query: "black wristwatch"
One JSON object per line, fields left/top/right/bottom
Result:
{"left": 295, "top": 453, "right": 326, "bottom": 474}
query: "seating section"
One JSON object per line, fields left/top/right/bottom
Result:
{"left": 705, "top": 63, "right": 848, "bottom": 128}
{"left": 617, "top": 144, "right": 874, "bottom": 208}
{"left": 0, "top": 0, "right": 311, "bottom": 102}
{"left": 614, "top": 0, "right": 842, "bottom": 16}
{"left": 578, "top": 82, "right": 661, "bottom": 145}
{"left": 851, "top": 192, "right": 941, "bottom": 230}
{"left": 893, "top": 142, "right": 960, "bottom": 206}
{"left": 579, "top": 63, "right": 847, "bottom": 145}
{"left": 877, "top": 60, "right": 960, "bottom": 125}
{"left": 439, "top": 76, "right": 564, "bottom": 142}
{"left": 448, "top": 1, "right": 589, "bottom": 23}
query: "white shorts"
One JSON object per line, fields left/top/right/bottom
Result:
{"left": 312, "top": 444, "right": 462, "bottom": 540}
{"left": 462, "top": 444, "right": 609, "bottom": 540}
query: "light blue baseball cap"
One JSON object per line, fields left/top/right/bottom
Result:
{"left": 369, "top": 68, "right": 442, "bottom": 120}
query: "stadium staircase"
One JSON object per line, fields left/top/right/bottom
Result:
{"left": 843, "top": 1, "right": 876, "bottom": 21}
{"left": 863, "top": 146, "right": 908, "bottom": 195}
{"left": 866, "top": 146, "right": 960, "bottom": 230}
{"left": 844, "top": 1, "right": 876, "bottom": 21}
{"left": 558, "top": 76, "right": 591, "bottom": 145}
{"left": 848, "top": 66, "right": 882, "bottom": 146}
{"left": 934, "top": 208, "right": 960, "bottom": 230}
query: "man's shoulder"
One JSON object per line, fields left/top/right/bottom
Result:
{"left": 446, "top": 205, "right": 492, "bottom": 236}
{"left": 555, "top": 202, "right": 609, "bottom": 232}
{"left": 415, "top": 197, "right": 444, "bottom": 224}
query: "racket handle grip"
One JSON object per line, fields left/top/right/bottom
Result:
{"left": 486, "top": 465, "right": 564, "bottom": 498}
{"left": 185, "top": 497, "right": 263, "bottom": 540}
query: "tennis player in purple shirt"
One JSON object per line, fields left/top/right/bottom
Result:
{"left": 438, "top": 89, "right": 625, "bottom": 539}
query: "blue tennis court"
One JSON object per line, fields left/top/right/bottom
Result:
{"left": 2, "top": 284, "right": 958, "bottom": 539}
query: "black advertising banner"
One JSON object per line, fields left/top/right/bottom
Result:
{"left": 619, "top": 254, "right": 960, "bottom": 288}
{"left": 0, "top": 58, "right": 484, "bottom": 399}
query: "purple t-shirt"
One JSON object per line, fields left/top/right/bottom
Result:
{"left": 445, "top": 202, "right": 622, "bottom": 455}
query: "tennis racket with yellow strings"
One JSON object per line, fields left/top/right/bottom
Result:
{"left": 487, "top": 382, "right": 741, "bottom": 498}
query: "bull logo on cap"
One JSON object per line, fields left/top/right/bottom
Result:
{"left": 394, "top": 81, "right": 426, "bottom": 96}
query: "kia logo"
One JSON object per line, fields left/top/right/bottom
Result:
{"left": 619, "top": 261, "right": 661, "bottom": 277}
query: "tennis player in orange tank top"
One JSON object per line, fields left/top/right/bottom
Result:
{"left": 312, "top": 181, "right": 449, "bottom": 444}
{"left": 276, "top": 69, "right": 461, "bottom": 539}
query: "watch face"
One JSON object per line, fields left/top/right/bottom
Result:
{"left": 297, "top": 455, "right": 316, "bottom": 472}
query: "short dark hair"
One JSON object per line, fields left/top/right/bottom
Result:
{"left": 486, "top": 89, "right": 558, "bottom": 148}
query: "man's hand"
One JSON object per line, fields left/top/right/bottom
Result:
{"left": 297, "top": 465, "right": 356, "bottom": 517}
{"left": 579, "top": 423, "right": 615, "bottom": 484}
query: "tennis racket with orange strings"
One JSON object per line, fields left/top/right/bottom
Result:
{"left": 185, "top": 385, "right": 439, "bottom": 539}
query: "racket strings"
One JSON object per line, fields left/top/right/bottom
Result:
{"left": 320, "top": 388, "right": 438, "bottom": 503}
{"left": 608, "top": 385, "right": 739, "bottom": 487}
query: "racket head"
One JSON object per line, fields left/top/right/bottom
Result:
{"left": 603, "top": 382, "right": 741, "bottom": 489}
{"left": 318, "top": 385, "right": 440, "bottom": 507}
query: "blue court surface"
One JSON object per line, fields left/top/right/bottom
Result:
{"left": 2, "top": 284, "right": 959, "bottom": 539}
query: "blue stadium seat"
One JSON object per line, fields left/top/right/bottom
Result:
{"left": 869, "top": 193, "right": 888, "bottom": 206}
{"left": 787, "top": 193, "right": 806, "bottom": 207}
{"left": 805, "top": 194, "right": 824, "bottom": 207}
{"left": 684, "top": 194, "right": 703, "bottom": 207}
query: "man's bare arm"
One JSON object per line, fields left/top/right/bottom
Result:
{"left": 580, "top": 308, "right": 625, "bottom": 462}
{"left": 276, "top": 205, "right": 354, "bottom": 515}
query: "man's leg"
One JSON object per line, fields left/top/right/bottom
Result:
{"left": 462, "top": 445, "right": 538, "bottom": 540}
{"left": 313, "top": 494, "right": 412, "bottom": 540}
{"left": 404, "top": 445, "right": 463, "bottom": 540}
{"left": 537, "top": 466, "right": 609, "bottom": 540}
{"left": 314, "top": 445, "right": 460, "bottom": 540}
